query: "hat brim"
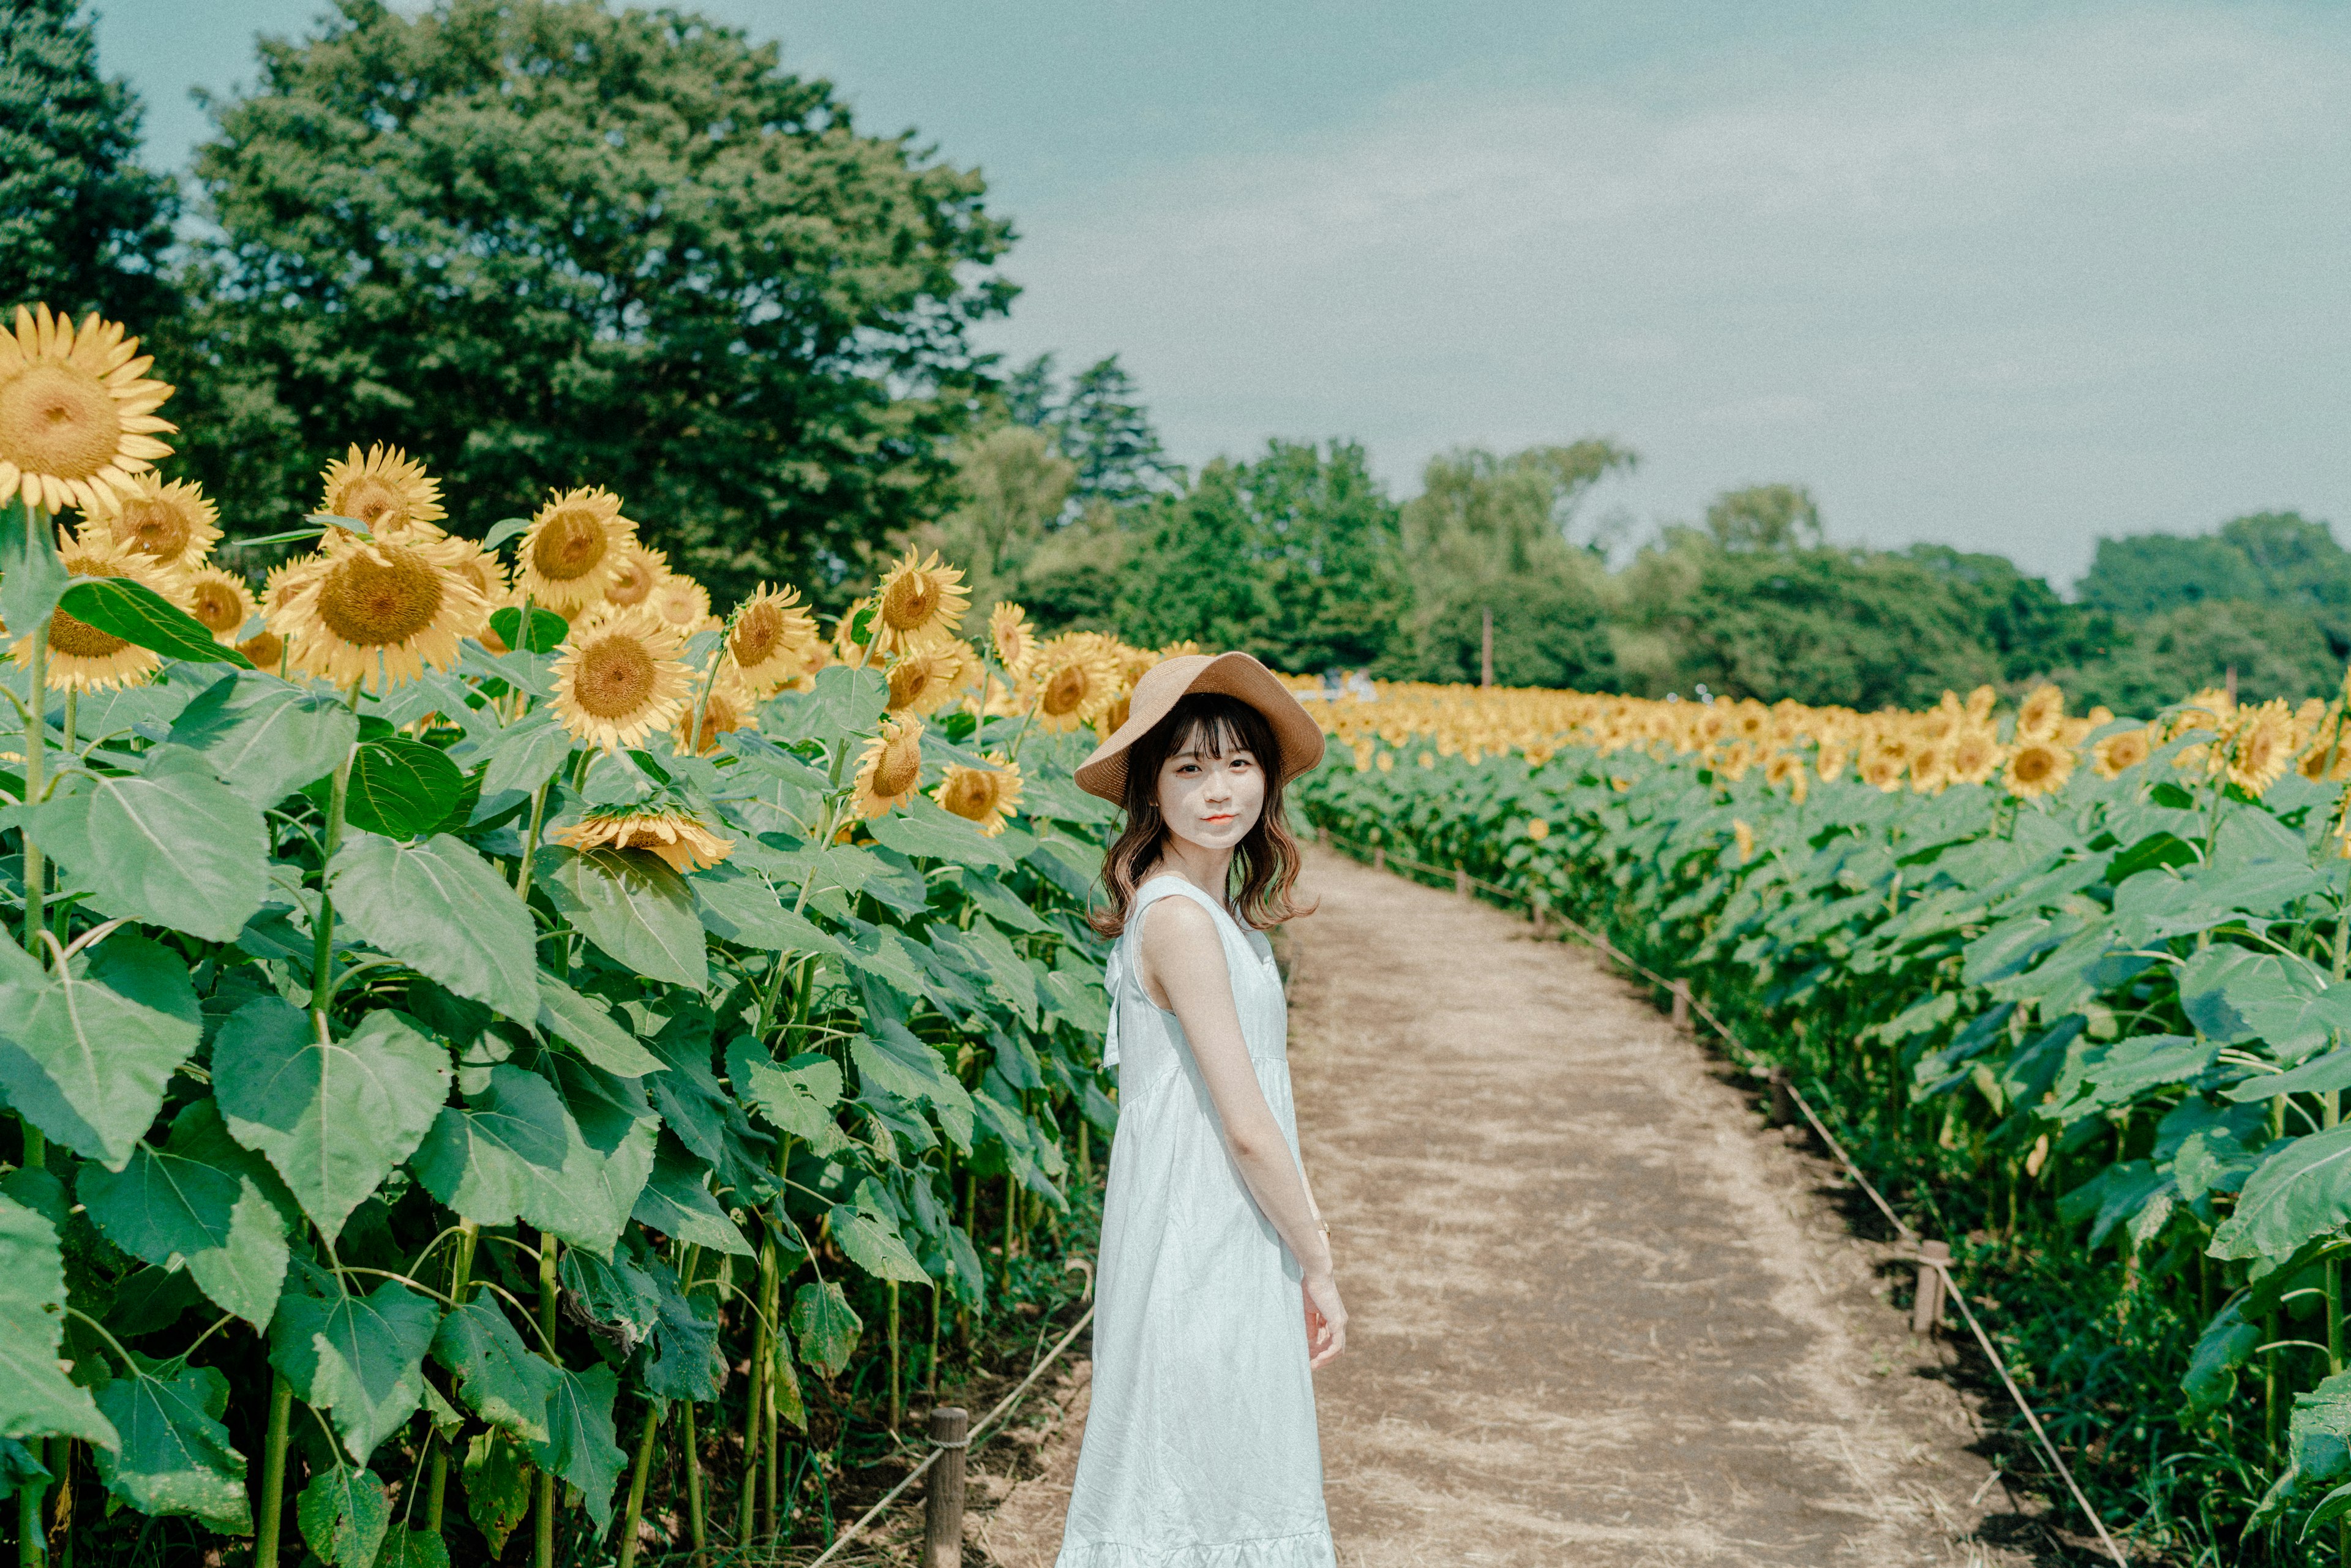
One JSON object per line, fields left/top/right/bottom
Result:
{"left": 1073, "top": 651, "right": 1327, "bottom": 803}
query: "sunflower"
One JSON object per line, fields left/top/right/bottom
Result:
{"left": 988, "top": 602, "right": 1035, "bottom": 675}
{"left": 317, "top": 444, "right": 446, "bottom": 541}
{"left": 10, "top": 530, "right": 181, "bottom": 689}
{"left": 1026, "top": 632, "right": 1120, "bottom": 732}
{"left": 0, "top": 305, "right": 174, "bottom": 514}
{"left": 2003, "top": 738, "right": 2076, "bottom": 799}
{"left": 517, "top": 487, "right": 636, "bottom": 613}
{"left": 549, "top": 605, "right": 694, "bottom": 752}
{"left": 676, "top": 672, "right": 751, "bottom": 756}
{"left": 1731, "top": 819, "right": 1755, "bottom": 865}
{"left": 238, "top": 628, "right": 286, "bottom": 671}
{"left": 932, "top": 757, "right": 1023, "bottom": 836}
{"left": 1815, "top": 743, "right": 1850, "bottom": 784}
{"left": 88, "top": 473, "right": 219, "bottom": 572}
{"left": 2015, "top": 684, "right": 2066, "bottom": 742}
{"left": 444, "top": 539, "right": 509, "bottom": 607}
{"left": 2091, "top": 726, "right": 2153, "bottom": 779}
{"left": 555, "top": 807, "right": 733, "bottom": 873}
{"left": 269, "top": 531, "right": 490, "bottom": 691}
{"left": 181, "top": 566, "right": 257, "bottom": 643}
{"left": 2229, "top": 700, "right": 2297, "bottom": 796}
{"left": 647, "top": 572, "right": 714, "bottom": 636}
{"left": 603, "top": 542, "right": 666, "bottom": 609}
{"left": 852, "top": 715, "right": 926, "bottom": 819}
{"left": 886, "top": 643, "right": 969, "bottom": 716}
{"left": 2301, "top": 715, "right": 2351, "bottom": 783}
{"left": 869, "top": 549, "right": 971, "bottom": 657}
{"left": 726, "top": 583, "right": 821, "bottom": 696}
{"left": 1908, "top": 743, "right": 1950, "bottom": 795}
{"left": 1763, "top": 751, "right": 1806, "bottom": 793}
{"left": 1947, "top": 727, "right": 2003, "bottom": 786}
{"left": 1859, "top": 751, "right": 1907, "bottom": 792}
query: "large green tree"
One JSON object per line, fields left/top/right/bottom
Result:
{"left": 173, "top": 0, "right": 1013, "bottom": 599}
{"left": 1112, "top": 439, "right": 1411, "bottom": 671}
{"left": 0, "top": 0, "right": 181, "bottom": 324}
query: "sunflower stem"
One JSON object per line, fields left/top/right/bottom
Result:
{"left": 425, "top": 1221, "right": 478, "bottom": 1536}
{"left": 20, "top": 499, "right": 47, "bottom": 953}
{"left": 680, "top": 1400, "right": 707, "bottom": 1565}
{"left": 514, "top": 776, "right": 554, "bottom": 899}
{"left": 253, "top": 1374, "right": 293, "bottom": 1568}
{"left": 534, "top": 1234, "right": 560, "bottom": 1568}
{"left": 310, "top": 743, "right": 354, "bottom": 1026}
{"left": 614, "top": 1398, "right": 661, "bottom": 1568}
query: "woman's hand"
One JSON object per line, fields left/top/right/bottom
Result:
{"left": 1303, "top": 1273, "right": 1348, "bottom": 1368}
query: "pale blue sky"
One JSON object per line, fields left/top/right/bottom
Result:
{"left": 91, "top": 0, "right": 2351, "bottom": 587}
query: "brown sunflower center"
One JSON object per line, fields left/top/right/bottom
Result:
{"left": 574, "top": 633, "right": 657, "bottom": 719}
{"left": 732, "top": 602, "right": 784, "bottom": 667}
{"left": 941, "top": 771, "right": 996, "bottom": 821}
{"left": 336, "top": 476, "right": 403, "bottom": 529}
{"left": 0, "top": 362, "right": 123, "bottom": 480}
{"left": 880, "top": 569, "right": 936, "bottom": 631}
{"left": 2012, "top": 748, "right": 2056, "bottom": 785}
{"left": 688, "top": 693, "right": 741, "bottom": 752}
{"left": 606, "top": 557, "right": 653, "bottom": 606}
{"left": 872, "top": 738, "right": 922, "bottom": 798}
{"left": 114, "top": 497, "right": 192, "bottom": 559}
{"left": 48, "top": 604, "right": 129, "bottom": 659}
{"left": 1041, "top": 664, "right": 1089, "bottom": 717}
{"left": 189, "top": 580, "right": 246, "bottom": 634}
{"left": 317, "top": 546, "right": 445, "bottom": 648}
{"left": 887, "top": 661, "right": 935, "bottom": 711}
{"left": 533, "top": 508, "right": 607, "bottom": 582}
{"left": 239, "top": 630, "right": 285, "bottom": 667}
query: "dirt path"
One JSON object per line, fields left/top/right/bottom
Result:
{"left": 978, "top": 848, "right": 2049, "bottom": 1567}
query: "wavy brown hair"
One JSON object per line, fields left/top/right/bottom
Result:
{"left": 1089, "top": 692, "right": 1314, "bottom": 937}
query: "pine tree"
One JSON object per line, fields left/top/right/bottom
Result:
{"left": 0, "top": 0, "right": 180, "bottom": 322}
{"left": 1059, "top": 354, "right": 1180, "bottom": 505}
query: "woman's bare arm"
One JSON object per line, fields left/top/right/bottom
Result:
{"left": 1139, "top": 897, "right": 1346, "bottom": 1364}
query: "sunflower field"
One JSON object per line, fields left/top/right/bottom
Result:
{"left": 1294, "top": 677, "right": 2351, "bottom": 1561}
{"left": 0, "top": 304, "right": 1174, "bottom": 1567}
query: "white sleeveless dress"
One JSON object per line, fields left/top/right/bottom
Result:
{"left": 1056, "top": 876, "right": 1337, "bottom": 1567}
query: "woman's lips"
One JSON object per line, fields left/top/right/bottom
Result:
{"left": 1202, "top": 813, "right": 1235, "bottom": 823}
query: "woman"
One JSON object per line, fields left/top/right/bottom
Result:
{"left": 1057, "top": 651, "right": 1346, "bottom": 1567}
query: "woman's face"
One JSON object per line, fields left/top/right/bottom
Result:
{"left": 1155, "top": 725, "right": 1265, "bottom": 853}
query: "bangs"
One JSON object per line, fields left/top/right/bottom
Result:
{"left": 1160, "top": 692, "right": 1277, "bottom": 771}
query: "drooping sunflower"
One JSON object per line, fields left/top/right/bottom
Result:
{"left": 555, "top": 806, "right": 734, "bottom": 873}
{"left": 869, "top": 549, "right": 970, "bottom": 656}
{"left": 2229, "top": 700, "right": 2297, "bottom": 796}
{"left": 443, "top": 539, "right": 509, "bottom": 609}
{"left": 10, "top": 530, "right": 181, "bottom": 689}
{"left": 2003, "top": 737, "right": 2076, "bottom": 799}
{"left": 2091, "top": 726, "right": 2153, "bottom": 779}
{"left": 88, "top": 473, "right": 219, "bottom": 572}
{"left": 726, "top": 583, "right": 821, "bottom": 696}
{"left": 647, "top": 571, "right": 715, "bottom": 637}
{"left": 549, "top": 605, "right": 694, "bottom": 752}
{"left": 852, "top": 715, "right": 926, "bottom": 819}
{"left": 0, "top": 305, "right": 175, "bottom": 514}
{"left": 1025, "top": 632, "right": 1120, "bottom": 732}
{"left": 1814, "top": 742, "right": 1850, "bottom": 784}
{"left": 1731, "top": 819, "right": 1755, "bottom": 865}
{"left": 988, "top": 601, "right": 1034, "bottom": 675}
{"left": 2015, "top": 684, "right": 2067, "bottom": 742}
{"left": 603, "top": 542, "right": 666, "bottom": 609}
{"left": 517, "top": 487, "right": 636, "bottom": 613}
{"left": 1763, "top": 751, "right": 1807, "bottom": 793}
{"left": 318, "top": 444, "right": 446, "bottom": 541}
{"left": 932, "top": 757, "right": 1024, "bottom": 836}
{"left": 269, "top": 531, "right": 490, "bottom": 691}
{"left": 2300, "top": 715, "right": 2351, "bottom": 782}
{"left": 885, "top": 643, "right": 969, "bottom": 716}
{"left": 181, "top": 566, "right": 258, "bottom": 644}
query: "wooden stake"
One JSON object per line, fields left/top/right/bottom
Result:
{"left": 1911, "top": 1240, "right": 1950, "bottom": 1335}
{"left": 1768, "top": 1065, "right": 1796, "bottom": 1128}
{"left": 1453, "top": 866, "right": 1469, "bottom": 898}
{"left": 1670, "top": 978, "right": 1690, "bottom": 1030}
{"left": 923, "top": 1408, "right": 968, "bottom": 1567}
{"left": 1371, "top": 847, "right": 1385, "bottom": 872}
{"left": 1531, "top": 894, "right": 1548, "bottom": 937}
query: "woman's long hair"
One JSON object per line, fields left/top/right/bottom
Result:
{"left": 1089, "top": 692, "right": 1313, "bottom": 937}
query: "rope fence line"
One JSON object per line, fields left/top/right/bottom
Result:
{"left": 800, "top": 1302, "right": 1097, "bottom": 1567}
{"left": 1314, "top": 828, "right": 2132, "bottom": 1567}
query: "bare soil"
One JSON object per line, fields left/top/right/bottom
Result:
{"left": 972, "top": 848, "right": 2063, "bottom": 1566}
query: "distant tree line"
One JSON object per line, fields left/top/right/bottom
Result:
{"left": 9, "top": 0, "right": 2338, "bottom": 716}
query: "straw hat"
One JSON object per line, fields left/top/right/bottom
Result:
{"left": 1074, "top": 651, "right": 1326, "bottom": 803}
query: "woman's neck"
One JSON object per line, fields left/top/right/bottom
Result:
{"left": 1146, "top": 833, "right": 1235, "bottom": 906}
